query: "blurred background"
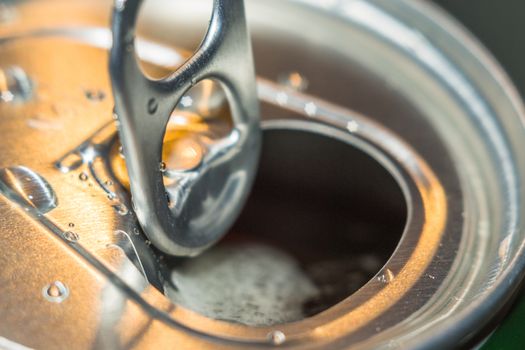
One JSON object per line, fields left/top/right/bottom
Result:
{"left": 435, "top": 0, "right": 525, "bottom": 97}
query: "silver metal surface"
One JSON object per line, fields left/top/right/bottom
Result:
{"left": 0, "top": 0, "right": 524, "bottom": 349}
{"left": 110, "top": 0, "right": 261, "bottom": 256}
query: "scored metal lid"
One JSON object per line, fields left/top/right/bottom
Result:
{"left": 0, "top": 0, "right": 524, "bottom": 349}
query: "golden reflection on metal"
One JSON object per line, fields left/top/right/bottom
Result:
{"left": 163, "top": 135, "right": 203, "bottom": 171}
{"left": 111, "top": 100, "right": 231, "bottom": 189}
{"left": 162, "top": 112, "right": 206, "bottom": 172}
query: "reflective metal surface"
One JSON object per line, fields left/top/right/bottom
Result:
{"left": 110, "top": 0, "right": 261, "bottom": 256}
{"left": 0, "top": 0, "right": 524, "bottom": 349}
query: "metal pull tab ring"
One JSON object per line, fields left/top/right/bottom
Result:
{"left": 110, "top": 0, "right": 261, "bottom": 256}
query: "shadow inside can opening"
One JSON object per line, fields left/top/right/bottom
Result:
{"left": 167, "top": 128, "right": 407, "bottom": 325}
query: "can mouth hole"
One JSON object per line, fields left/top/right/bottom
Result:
{"left": 167, "top": 127, "right": 407, "bottom": 326}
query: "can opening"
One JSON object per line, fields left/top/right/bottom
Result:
{"left": 166, "top": 127, "right": 407, "bottom": 326}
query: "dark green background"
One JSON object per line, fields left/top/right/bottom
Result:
{"left": 434, "top": 0, "right": 525, "bottom": 98}
{"left": 432, "top": 1, "right": 525, "bottom": 349}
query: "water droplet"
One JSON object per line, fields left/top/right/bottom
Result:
{"left": 377, "top": 268, "right": 395, "bottom": 283}
{"left": 112, "top": 203, "right": 129, "bottom": 216}
{"left": 0, "top": 166, "right": 57, "bottom": 214}
{"left": 180, "top": 96, "right": 193, "bottom": 108}
{"left": 118, "top": 145, "right": 125, "bottom": 159}
{"left": 63, "top": 230, "right": 79, "bottom": 243}
{"left": 0, "top": 66, "right": 33, "bottom": 103}
{"left": 347, "top": 120, "right": 359, "bottom": 133}
{"left": 278, "top": 71, "right": 309, "bottom": 92}
{"left": 112, "top": 113, "right": 120, "bottom": 128}
{"left": 267, "top": 330, "right": 286, "bottom": 345}
{"left": 78, "top": 172, "right": 89, "bottom": 181}
{"left": 159, "top": 162, "right": 167, "bottom": 173}
{"left": 104, "top": 180, "right": 113, "bottom": 186}
{"left": 42, "top": 281, "right": 69, "bottom": 303}
{"left": 68, "top": 223, "right": 75, "bottom": 228}
{"left": 133, "top": 227, "right": 140, "bottom": 235}
{"left": 107, "top": 192, "right": 116, "bottom": 200}
{"left": 304, "top": 102, "right": 317, "bottom": 117}
{"left": 147, "top": 98, "right": 158, "bottom": 114}
{"left": 84, "top": 89, "right": 105, "bottom": 102}
{"left": 56, "top": 152, "right": 83, "bottom": 173}
{"left": 275, "top": 92, "right": 288, "bottom": 106}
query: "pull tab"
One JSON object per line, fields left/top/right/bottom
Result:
{"left": 110, "top": 0, "right": 261, "bottom": 256}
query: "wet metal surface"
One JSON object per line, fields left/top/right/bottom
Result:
{"left": 0, "top": 0, "right": 524, "bottom": 349}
